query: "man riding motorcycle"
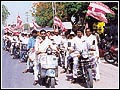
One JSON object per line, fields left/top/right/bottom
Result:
{"left": 67, "top": 29, "right": 89, "bottom": 83}
{"left": 22, "top": 30, "right": 37, "bottom": 74}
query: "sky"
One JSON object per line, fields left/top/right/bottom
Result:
{"left": 1, "top": 1, "right": 39, "bottom": 24}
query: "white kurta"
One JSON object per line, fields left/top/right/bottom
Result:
{"left": 52, "top": 35, "right": 62, "bottom": 45}
{"left": 85, "top": 34, "right": 99, "bottom": 57}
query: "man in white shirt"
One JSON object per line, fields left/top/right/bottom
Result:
{"left": 33, "top": 29, "right": 53, "bottom": 85}
{"left": 51, "top": 29, "right": 63, "bottom": 66}
{"left": 51, "top": 29, "right": 62, "bottom": 46}
{"left": 19, "top": 33, "right": 29, "bottom": 62}
{"left": 61, "top": 32, "right": 75, "bottom": 73}
{"left": 70, "top": 29, "right": 89, "bottom": 83}
{"left": 4, "top": 33, "right": 11, "bottom": 51}
{"left": 9, "top": 34, "right": 16, "bottom": 55}
{"left": 20, "top": 33, "right": 29, "bottom": 44}
{"left": 2, "top": 33, "right": 7, "bottom": 50}
{"left": 85, "top": 28, "right": 101, "bottom": 81}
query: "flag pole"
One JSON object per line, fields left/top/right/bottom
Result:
{"left": 52, "top": 2, "right": 57, "bottom": 30}
{"left": 83, "top": 14, "right": 90, "bottom": 36}
{"left": 52, "top": 2, "right": 55, "bottom": 30}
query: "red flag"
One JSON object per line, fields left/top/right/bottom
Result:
{"left": 4, "top": 25, "right": 14, "bottom": 33}
{"left": 17, "top": 15, "right": 23, "bottom": 29}
{"left": 86, "top": 2, "right": 115, "bottom": 23}
{"left": 4, "top": 25, "right": 10, "bottom": 32}
{"left": 60, "top": 23, "right": 66, "bottom": 32}
{"left": 53, "top": 16, "right": 66, "bottom": 32}
{"left": 54, "top": 16, "right": 62, "bottom": 27}
{"left": 32, "top": 20, "right": 40, "bottom": 29}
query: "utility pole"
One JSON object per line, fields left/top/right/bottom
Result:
{"left": 52, "top": 2, "right": 57, "bottom": 29}
{"left": 25, "top": 12, "right": 30, "bottom": 32}
{"left": 25, "top": 12, "right": 29, "bottom": 23}
{"left": 52, "top": 2, "right": 56, "bottom": 19}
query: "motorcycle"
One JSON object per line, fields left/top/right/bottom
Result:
{"left": 4, "top": 38, "right": 11, "bottom": 52}
{"left": 98, "top": 35, "right": 113, "bottom": 57}
{"left": 66, "top": 52, "right": 93, "bottom": 88}
{"left": 12, "top": 43, "right": 20, "bottom": 59}
{"left": 59, "top": 44, "right": 66, "bottom": 68}
{"left": 104, "top": 41, "right": 118, "bottom": 65}
{"left": 10, "top": 41, "right": 16, "bottom": 55}
{"left": 38, "top": 46, "right": 58, "bottom": 88}
{"left": 98, "top": 39, "right": 106, "bottom": 57}
{"left": 66, "top": 55, "right": 73, "bottom": 74}
{"left": 78, "top": 55, "right": 93, "bottom": 88}
{"left": 20, "top": 44, "right": 28, "bottom": 62}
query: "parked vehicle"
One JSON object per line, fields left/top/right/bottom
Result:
{"left": 104, "top": 41, "right": 118, "bottom": 65}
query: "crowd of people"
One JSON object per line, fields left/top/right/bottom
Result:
{"left": 3, "top": 27, "right": 102, "bottom": 86}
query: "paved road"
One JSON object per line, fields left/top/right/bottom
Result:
{"left": 1, "top": 50, "right": 119, "bottom": 89}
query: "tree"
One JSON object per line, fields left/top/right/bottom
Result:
{"left": 2, "top": 4, "right": 10, "bottom": 26}
{"left": 31, "top": 2, "right": 118, "bottom": 28}
{"left": 31, "top": 2, "right": 53, "bottom": 27}
{"left": 104, "top": 2, "right": 118, "bottom": 25}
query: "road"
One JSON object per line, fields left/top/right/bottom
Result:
{"left": 1, "top": 49, "right": 119, "bottom": 89}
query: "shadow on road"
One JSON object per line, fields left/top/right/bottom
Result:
{"left": 37, "top": 77, "right": 58, "bottom": 88}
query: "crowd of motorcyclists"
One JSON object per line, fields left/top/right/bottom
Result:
{"left": 2, "top": 26, "right": 118, "bottom": 88}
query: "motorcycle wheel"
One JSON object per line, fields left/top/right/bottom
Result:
{"left": 50, "top": 77, "right": 55, "bottom": 88}
{"left": 66, "top": 62, "right": 73, "bottom": 74}
{"left": 12, "top": 55, "right": 15, "bottom": 59}
{"left": 22, "top": 53, "right": 28, "bottom": 62}
{"left": 84, "top": 68, "right": 93, "bottom": 88}
{"left": 104, "top": 53, "right": 116, "bottom": 64}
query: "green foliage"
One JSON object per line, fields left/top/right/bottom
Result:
{"left": 32, "top": 2, "right": 53, "bottom": 27}
{"left": 31, "top": 2, "right": 118, "bottom": 27}
{"left": 2, "top": 4, "right": 10, "bottom": 26}
{"left": 24, "top": 23, "right": 29, "bottom": 30}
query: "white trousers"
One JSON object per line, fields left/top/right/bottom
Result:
{"left": 90, "top": 56, "right": 100, "bottom": 80}
{"left": 70, "top": 51, "right": 80, "bottom": 78}
{"left": 33, "top": 60, "right": 39, "bottom": 81}
{"left": 65, "top": 51, "right": 69, "bottom": 69}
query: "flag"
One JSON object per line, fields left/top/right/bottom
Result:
{"left": 53, "top": 16, "right": 66, "bottom": 32}
{"left": 4, "top": 25, "right": 14, "bottom": 33}
{"left": 86, "top": 2, "right": 115, "bottom": 23}
{"left": 61, "top": 23, "right": 66, "bottom": 32}
{"left": 4, "top": 25, "right": 10, "bottom": 32}
{"left": 17, "top": 15, "right": 23, "bottom": 30}
{"left": 54, "top": 16, "right": 62, "bottom": 27}
{"left": 17, "top": 16, "right": 22, "bottom": 25}
{"left": 32, "top": 20, "right": 40, "bottom": 29}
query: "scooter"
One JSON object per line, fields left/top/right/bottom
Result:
{"left": 38, "top": 46, "right": 58, "bottom": 88}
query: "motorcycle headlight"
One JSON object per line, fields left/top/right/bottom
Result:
{"left": 46, "top": 47, "right": 52, "bottom": 55}
{"left": 25, "top": 55, "right": 28, "bottom": 57}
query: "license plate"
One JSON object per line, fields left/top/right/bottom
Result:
{"left": 46, "top": 69, "right": 55, "bottom": 77}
